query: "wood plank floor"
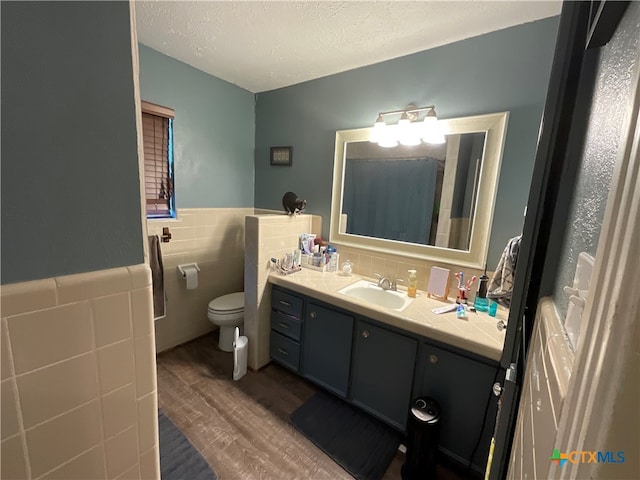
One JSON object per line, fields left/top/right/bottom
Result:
{"left": 156, "top": 332, "right": 469, "bottom": 480}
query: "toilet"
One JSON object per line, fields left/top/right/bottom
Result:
{"left": 207, "top": 292, "right": 245, "bottom": 352}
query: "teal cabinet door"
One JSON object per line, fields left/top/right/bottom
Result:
{"left": 418, "top": 343, "right": 498, "bottom": 473}
{"left": 351, "top": 320, "right": 418, "bottom": 431}
{"left": 302, "top": 302, "right": 354, "bottom": 398}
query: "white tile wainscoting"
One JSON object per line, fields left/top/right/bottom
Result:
{"left": 1, "top": 265, "right": 159, "bottom": 480}
{"left": 147, "top": 207, "right": 275, "bottom": 353}
{"left": 507, "top": 298, "right": 574, "bottom": 480}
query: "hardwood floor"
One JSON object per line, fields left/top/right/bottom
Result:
{"left": 156, "top": 332, "right": 468, "bottom": 480}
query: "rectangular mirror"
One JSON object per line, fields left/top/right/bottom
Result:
{"left": 330, "top": 112, "right": 509, "bottom": 268}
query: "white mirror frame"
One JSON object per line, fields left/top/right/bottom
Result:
{"left": 330, "top": 111, "right": 509, "bottom": 268}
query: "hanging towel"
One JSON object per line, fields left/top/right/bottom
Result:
{"left": 487, "top": 235, "right": 521, "bottom": 308}
{"left": 148, "top": 235, "right": 166, "bottom": 319}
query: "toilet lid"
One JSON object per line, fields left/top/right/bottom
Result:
{"left": 208, "top": 292, "right": 244, "bottom": 313}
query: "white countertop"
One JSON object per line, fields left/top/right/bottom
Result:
{"left": 268, "top": 268, "right": 507, "bottom": 362}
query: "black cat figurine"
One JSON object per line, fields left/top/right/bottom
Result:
{"left": 282, "top": 192, "right": 307, "bottom": 215}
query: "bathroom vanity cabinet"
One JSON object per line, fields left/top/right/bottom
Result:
{"left": 351, "top": 320, "right": 417, "bottom": 430}
{"left": 415, "top": 343, "right": 499, "bottom": 471}
{"left": 269, "top": 288, "right": 304, "bottom": 371}
{"left": 269, "top": 284, "right": 499, "bottom": 472}
{"left": 302, "top": 302, "right": 353, "bottom": 398}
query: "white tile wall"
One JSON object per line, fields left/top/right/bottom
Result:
{"left": 147, "top": 208, "right": 260, "bottom": 353}
{"left": 40, "top": 445, "right": 105, "bottom": 480}
{"left": 506, "top": 298, "right": 575, "bottom": 480}
{"left": 509, "top": 406, "right": 523, "bottom": 479}
{"left": 0, "top": 264, "right": 160, "bottom": 480}
{"left": 244, "top": 213, "right": 318, "bottom": 369}
{"left": 332, "top": 244, "right": 487, "bottom": 296}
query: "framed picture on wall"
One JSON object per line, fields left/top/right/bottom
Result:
{"left": 270, "top": 146, "right": 293, "bottom": 166}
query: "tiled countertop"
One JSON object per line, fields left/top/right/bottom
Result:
{"left": 268, "top": 269, "right": 507, "bottom": 362}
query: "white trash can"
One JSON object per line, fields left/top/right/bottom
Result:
{"left": 233, "top": 327, "right": 248, "bottom": 381}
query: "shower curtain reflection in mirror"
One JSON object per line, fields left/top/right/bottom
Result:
{"left": 340, "top": 132, "right": 486, "bottom": 250}
{"left": 342, "top": 158, "right": 439, "bottom": 244}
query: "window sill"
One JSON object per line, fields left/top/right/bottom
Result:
{"left": 147, "top": 217, "right": 182, "bottom": 223}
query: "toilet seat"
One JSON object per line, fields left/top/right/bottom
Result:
{"left": 207, "top": 292, "right": 245, "bottom": 352}
{"left": 208, "top": 292, "right": 244, "bottom": 314}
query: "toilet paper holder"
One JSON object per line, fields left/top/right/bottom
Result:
{"left": 177, "top": 263, "right": 200, "bottom": 277}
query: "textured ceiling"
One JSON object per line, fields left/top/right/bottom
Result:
{"left": 135, "top": 1, "right": 561, "bottom": 93}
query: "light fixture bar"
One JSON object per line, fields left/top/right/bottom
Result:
{"left": 376, "top": 105, "right": 436, "bottom": 118}
{"left": 371, "top": 104, "right": 442, "bottom": 146}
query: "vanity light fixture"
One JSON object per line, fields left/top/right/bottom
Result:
{"left": 370, "top": 105, "right": 446, "bottom": 147}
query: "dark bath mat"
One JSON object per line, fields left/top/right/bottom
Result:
{"left": 159, "top": 409, "right": 217, "bottom": 480}
{"left": 290, "top": 390, "right": 403, "bottom": 480}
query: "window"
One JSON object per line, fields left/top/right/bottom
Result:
{"left": 141, "top": 100, "right": 175, "bottom": 218}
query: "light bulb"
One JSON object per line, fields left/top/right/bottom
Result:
{"left": 424, "top": 107, "right": 438, "bottom": 123}
{"left": 378, "top": 131, "right": 398, "bottom": 148}
{"left": 423, "top": 130, "right": 446, "bottom": 144}
{"left": 399, "top": 122, "right": 421, "bottom": 146}
{"left": 422, "top": 115, "right": 446, "bottom": 144}
{"left": 371, "top": 115, "right": 386, "bottom": 143}
{"left": 424, "top": 134, "right": 446, "bottom": 144}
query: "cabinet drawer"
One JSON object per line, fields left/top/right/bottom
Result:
{"left": 271, "top": 288, "right": 304, "bottom": 318}
{"left": 271, "top": 310, "right": 302, "bottom": 341}
{"left": 270, "top": 331, "right": 301, "bottom": 372}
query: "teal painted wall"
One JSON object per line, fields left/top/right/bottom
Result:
{"left": 254, "top": 17, "right": 560, "bottom": 269}
{"left": 1, "top": 1, "right": 143, "bottom": 284}
{"left": 138, "top": 45, "right": 255, "bottom": 208}
{"left": 553, "top": 2, "right": 640, "bottom": 323}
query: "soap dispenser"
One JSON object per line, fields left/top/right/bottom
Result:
{"left": 407, "top": 269, "right": 417, "bottom": 298}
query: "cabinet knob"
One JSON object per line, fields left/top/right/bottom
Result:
{"left": 362, "top": 329, "right": 369, "bottom": 338}
{"left": 277, "top": 348, "right": 289, "bottom": 356}
{"left": 429, "top": 354, "right": 438, "bottom": 364}
{"left": 493, "top": 382, "right": 503, "bottom": 397}
{"left": 310, "top": 311, "right": 317, "bottom": 319}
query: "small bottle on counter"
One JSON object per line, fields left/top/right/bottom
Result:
{"left": 488, "top": 300, "right": 498, "bottom": 317}
{"left": 407, "top": 269, "right": 417, "bottom": 298}
{"left": 341, "top": 259, "right": 353, "bottom": 276}
{"left": 474, "top": 266, "right": 490, "bottom": 312}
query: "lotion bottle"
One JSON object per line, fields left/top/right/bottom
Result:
{"left": 407, "top": 269, "right": 417, "bottom": 298}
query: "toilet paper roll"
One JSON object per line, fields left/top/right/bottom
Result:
{"left": 184, "top": 266, "right": 198, "bottom": 290}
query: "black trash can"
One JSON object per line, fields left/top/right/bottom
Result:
{"left": 401, "top": 397, "right": 441, "bottom": 480}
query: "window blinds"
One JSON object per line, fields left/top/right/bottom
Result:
{"left": 141, "top": 101, "right": 174, "bottom": 218}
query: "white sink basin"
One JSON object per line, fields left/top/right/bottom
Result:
{"left": 338, "top": 279, "right": 414, "bottom": 312}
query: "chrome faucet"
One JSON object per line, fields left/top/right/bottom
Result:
{"left": 374, "top": 273, "right": 391, "bottom": 290}
{"left": 374, "top": 274, "right": 402, "bottom": 291}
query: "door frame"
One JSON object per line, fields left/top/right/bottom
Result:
{"left": 550, "top": 23, "right": 640, "bottom": 479}
{"left": 489, "top": 3, "right": 593, "bottom": 476}
{"left": 129, "top": 1, "right": 150, "bottom": 262}
{"left": 488, "top": 1, "right": 632, "bottom": 478}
